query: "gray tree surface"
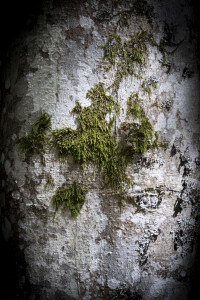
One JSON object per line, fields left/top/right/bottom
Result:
{"left": 0, "top": 0, "right": 200, "bottom": 299}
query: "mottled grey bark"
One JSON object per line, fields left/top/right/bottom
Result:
{"left": 0, "top": 0, "right": 200, "bottom": 299}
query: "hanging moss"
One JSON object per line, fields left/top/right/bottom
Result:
{"left": 101, "top": 30, "right": 151, "bottom": 90}
{"left": 120, "top": 93, "right": 158, "bottom": 157}
{"left": 19, "top": 88, "right": 159, "bottom": 193}
{"left": 19, "top": 112, "right": 51, "bottom": 164}
{"left": 16, "top": 2, "right": 175, "bottom": 219}
{"left": 52, "top": 180, "right": 87, "bottom": 217}
{"left": 51, "top": 83, "right": 129, "bottom": 192}
{"left": 101, "top": 33, "right": 122, "bottom": 71}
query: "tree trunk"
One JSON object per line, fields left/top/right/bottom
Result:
{"left": 0, "top": 0, "right": 200, "bottom": 299}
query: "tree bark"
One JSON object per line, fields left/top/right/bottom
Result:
{"left": 0, "top": 0, "right": 200, "bottom": 299}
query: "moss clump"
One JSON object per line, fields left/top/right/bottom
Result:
{"left": 101, "top": 30, "right": 150, "bottom": 90}
{"left": 121, "top": 93, "right": 158, "bottom": 156}
{"left": 121, "top": 120, "right": 157, "bottom": 156}
{"left": 86, "top": 83, "right": 120, "bottom": 116}
{"left": 31, "top": 113, "right": 51, "bottom": 132}
{"left": 50, "top": 127, "right": 78, "bottom": 162}
{"left": 127, "top": 93, "right": 144, "bottom": 120}
{"left": 71, "top": 101, "right": 82, "bottom": 114}
{"left": 51, "top": 83, "right": 129, "bottom": 191}
{"left": 19, "top": 112, "right": 51, "bottom": 164}
{"left": 52, "top": 180, "right": 87, "bottom": 217}
{"left": 116, "top": 0, "right": 154, "bottom": 28}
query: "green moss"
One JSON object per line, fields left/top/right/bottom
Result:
{"left": 121, "top": 120, "right": 157, "bottom": 156}
{"left": 71, "top": 101, "right": 82, "bottom": 114}
{"left": 101, "top": 33, "right": 122, "bottom": 71}
{"left": 101, "top": 30, "right": 150, "bottom": 90}
{"left": 52, "top": 180, "right": 87, "bottom": 218}
{"left": 127, "top": 93, "right": 144, "bottom": 120}
{"left": 19, "top": 87, "right": 160, "bottom": 217}
{"left": 86, "top": 83, "right": 120, "bottom": 116}
{"left": 31, "top": 112, "right": 51, "bottom": 132}
{"left": 50, "top": 127, "right": 78, "bottom": 162}
{"left": 51, "top": 83, "right": 129, "bottom": 192}
{"left": 19, "top": 112, "right": 51, "bottom": 164}
{"left": 121, "top": 93, "right": 158, "bottom": 157}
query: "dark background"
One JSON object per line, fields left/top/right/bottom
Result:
{"left": 0, "top": 2, "right": 45, "bottom": 299}
{"left": 0, "top": 0, "right": 43, "bottom": 58}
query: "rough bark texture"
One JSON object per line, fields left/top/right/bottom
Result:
{"left": 0, "top": 0, "right": 200, "bottom": 299}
